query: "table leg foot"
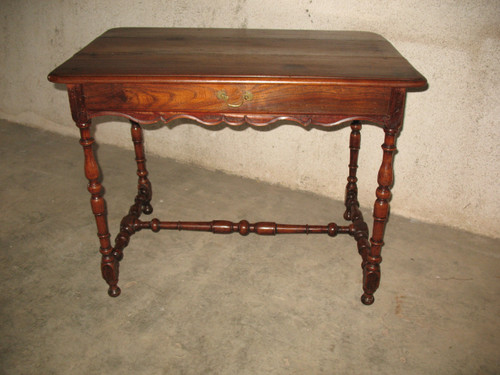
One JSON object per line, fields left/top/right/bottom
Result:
{"left": 108, "top": 286, "right": 121, "bottom": 297}
{"left": 101, "top": 257, "right": 121, "bottom": 297}
{"left": 361, "top": 293, "right": 374, "bottom": 305}
{"left": 362, "top": 262, "right": 380, "bottom": 305}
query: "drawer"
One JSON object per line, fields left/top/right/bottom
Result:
{"left": 83, "top": 83, "right": 391, "bottom": 116}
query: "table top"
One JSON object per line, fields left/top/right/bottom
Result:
{"left": 48, "top": 28, "right": 426, "bottom": 88}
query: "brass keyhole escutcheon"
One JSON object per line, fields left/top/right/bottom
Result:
{"left": 216, "top": 89, "right": 253, "bottom": 108}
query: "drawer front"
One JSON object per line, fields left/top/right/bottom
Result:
{"left": 83, "top": 83, "right": 391, "bottom": 116}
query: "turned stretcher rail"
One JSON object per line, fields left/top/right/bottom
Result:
{"left": 134, "top": 219, "right": 352, "bottom": 236}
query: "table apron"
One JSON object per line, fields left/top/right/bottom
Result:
{"left": 82, "top": 83, "right": 392, "bottom": 116}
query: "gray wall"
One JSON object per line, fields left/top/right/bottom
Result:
{"left": 1, "top": 0, "right": 499, "bottom": 238}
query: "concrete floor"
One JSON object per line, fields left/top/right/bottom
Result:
{"left": 0, "top": 119, "right": 499, "bottom": 374}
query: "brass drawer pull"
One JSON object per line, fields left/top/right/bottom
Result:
{"left": 216, "top": 89, "right": 253, "bottom": 108}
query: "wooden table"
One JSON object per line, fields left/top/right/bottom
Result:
{"left": 48, "top": 28, "right": 426, "bottom": 305}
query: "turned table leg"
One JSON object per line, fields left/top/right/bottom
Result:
{"left": 344, "top": 120, "right": 361, "bottom": 221}
{"left": 113, "top": 121, "right": 154, "bottom": 262}
{"left": 361, "top": 126, "right": 399, "bottom": 305}
{"left": 131, "top": 120, "right": 153, "bottom": 215}
{"left": 77, "top": 120, "right": 120, "bottom": 297}
{"left": 343, "top": 120, "right": 370, "bottom": 269}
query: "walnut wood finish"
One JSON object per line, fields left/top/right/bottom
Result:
{"left": 49, "top": 28, "right": 426, "bottom": 305}
{"left": 344, "top": 120, "right": 362, "bottom": 221}
{"left": 48, "top": 28, "right": 426, "bottom": 87}
{"left": 113, "top": 121, "right": 153, "bottom": 262}
{"left": 137, "top": 219, "right": 350, "bottom": 236}
{"left": 83, "top": 83, "right": 392, "bottom": 116}
{"left": 131, "top": 120, "right": 153, "bottom": 216}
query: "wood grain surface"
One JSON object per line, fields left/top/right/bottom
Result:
{"left": 48, "top": 28, "right": 426, "bottom": 87}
